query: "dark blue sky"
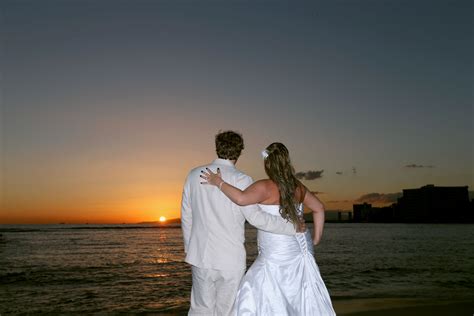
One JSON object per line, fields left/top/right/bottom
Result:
{"left": 1, "top": 0, "right": 472, "bottom": 222}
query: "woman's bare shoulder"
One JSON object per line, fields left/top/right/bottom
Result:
{"left": 250, "top": 179, "right": 277, "bottom": 192}
{"left": 253, "top": 179, "right": 276, "bottom": 187}
{"left": 254, "top": 179, "right": 280, "bottom": 204}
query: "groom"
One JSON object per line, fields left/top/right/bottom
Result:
{"left": 181, "top": 130, "right": 298, "bottom": 316}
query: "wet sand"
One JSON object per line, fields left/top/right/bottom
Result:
{"left": 334, "top": 298, "right": 474, "bottom": 316}
{"left": 145, "top": 298, "right": 474, "bottom": 315}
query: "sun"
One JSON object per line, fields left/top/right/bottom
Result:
{"left": 159, "top": 216, "right": 167, "bottom": 222}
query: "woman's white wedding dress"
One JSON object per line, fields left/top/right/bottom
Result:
{"left": 234, "top": 204, "right": 336, "bottom": 315}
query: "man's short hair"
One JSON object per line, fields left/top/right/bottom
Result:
{"left": 215, "top": 130, "right": 244, "bottom": 161}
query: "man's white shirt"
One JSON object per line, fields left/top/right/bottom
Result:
{"left": 181, "top": 158, "right": 296, "bottom": 271}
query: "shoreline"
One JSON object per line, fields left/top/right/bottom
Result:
{"left": 131, "top": 298, "right": 474, "bottom": 315}
{"left": 333, "top": 298, "right": 474, "bottom": 316}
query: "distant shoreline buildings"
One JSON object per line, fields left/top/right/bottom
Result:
{"left": 353, "top": 185, "right": 474, "bottom": 223}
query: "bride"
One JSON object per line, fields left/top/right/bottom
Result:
{"left": 200, "top": 142, "right": 336, "bottom": 315}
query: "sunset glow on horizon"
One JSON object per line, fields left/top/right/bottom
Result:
{"left": 1, "top": 1, "right": 472, "bottom": 224}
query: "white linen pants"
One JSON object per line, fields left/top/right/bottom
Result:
{"left": 189, "top": 265, "right": 245, "bottom": 316}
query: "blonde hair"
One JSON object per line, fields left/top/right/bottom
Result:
{"left": 264, "top": 143, "right": 302, "bottom": 225}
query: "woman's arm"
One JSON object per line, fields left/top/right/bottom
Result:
{"left": 302, "top": 187, "right": 325, "bottom": 245}
{"left": 200, "top": 168, "right": 269, "bottom": 206}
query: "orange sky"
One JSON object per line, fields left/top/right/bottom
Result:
{"left": 1, "top": 168, "right": 186, "bottom": 224}
{"left": 1, "top": 1, "right": 472, "bottom": 224}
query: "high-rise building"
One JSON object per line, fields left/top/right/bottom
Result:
{"left": 395, "top": 185, "right": 471, "bottom": 222}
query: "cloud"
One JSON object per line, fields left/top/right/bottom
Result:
{"left": 404, "top": 164, "right": 435, "bottom": 168}
{"left": 295, "top": 170, "right": 324, "bottom": 180}
{"left": 336, "top": 171, "right": 343, "bottom": 175}
{"left": 355, "top": 192, "right": 402, "bottom": 204}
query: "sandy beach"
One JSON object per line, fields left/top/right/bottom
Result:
{"left": 334, "top": 298, "right": 474, "bottom": 316}
{"left": 141, "top": 299, "right": 474, "bottom": 315}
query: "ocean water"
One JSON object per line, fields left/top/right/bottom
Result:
{"left": 1, "top": 223, "right": 473, "bottom": 314}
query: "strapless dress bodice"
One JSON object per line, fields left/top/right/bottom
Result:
{"left": 257, "top": 204, "right": 313, "bottom": 260}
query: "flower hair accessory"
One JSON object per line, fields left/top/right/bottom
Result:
{"left": 261, "top": 149, "right": 269, "bottom": 160}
